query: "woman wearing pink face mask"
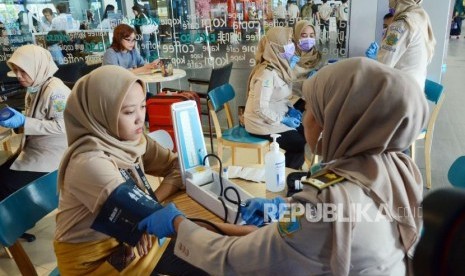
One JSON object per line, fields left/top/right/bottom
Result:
{"left": 244, "top": 26, "right": 306, "bottom": 170}
{"left": 291, "top": 20, "right": 321, "bottom": 111}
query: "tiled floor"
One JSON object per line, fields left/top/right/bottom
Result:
{"left": 1, "top": 39, "right": 465, "bottom": 275}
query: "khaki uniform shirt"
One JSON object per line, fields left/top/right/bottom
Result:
{"left": 336, "top": 2, "right": 349, "bottom": 22}
{"left": 55, "top": 137, "right": 183, "bottom": 242}
{"left": 291, "top": 64, "right": 314, "bottom": 102}
{"left": 288, "top": 4, "right": 300, "bottom": 19}
{"left": 275, "top": 5, "right": 287, "bottom": 19}
{"left": 10, "top": 78, "right": 70, "bottom": 172}
{"left": 175, "top": 182, "right": 406, "bottom": 275}
{"left": 378, "top": 20, "right": 428, "bottom": 91}
{"left": 301, "top": 3, "right": 313, "bottom": 20}
{"left": 318, "top": 3, "right": 332, "bottom": 21}
{"left": 244, "top": 68, "right": 293, "bottom": 135}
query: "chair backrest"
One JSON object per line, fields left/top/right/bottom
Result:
{"left": 148, "top": 130, "right": 174, "bottom": 150}
{"left": 54, "top": 61, "right": 86, "bottom": 83}
{"left": 208, "top": 83, "right": 235, "bottom": 112}
{"left": 207, "top": 62, "right": 233, "bottom": 92}
{"left": 424, "top": 79, "right": 445, "bottom": 138}
{"left": 81, "top": 62, "right": 102, "bottom": 76}
{"left": 0, "top": 170, "right": 58, "bottom": 247}
{"left": 208, "top": 84, "right": 236, "bottom": 139}
{"left": 413, "top": 188, "right": 465, "bottom": 276}
{"left": 425, "top": 79, "right": 444, "bottom": 104}
{"left": 448, "top": 156, "right": 465, "bottom": 188}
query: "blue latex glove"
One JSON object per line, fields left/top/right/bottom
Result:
{"left": 0, "top": 107, "right": 25, "bottom": 129}
{"left": 241, "top": 197, "right": 286, "bottom": 226}
{"left": 365, "top": 42, "right": 379, "bottom": 60}
{"left": 282, "top": 116, "right": 300, "bottom": 128}
{"left": 287, "top": 107, "right": 302, "bottom": 121}
{"left": 307, "top": 69, "right": 317, "bottom": 79}
{"left": 289, "top": 55, "right": 300, "bottom": 69}
{"left": 138, "top": 203, "right": 184, "bottom": 238}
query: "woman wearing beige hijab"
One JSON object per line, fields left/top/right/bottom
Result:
{"left": 244, "top": 26, "right": 306, "bottom": 169}
{"left": 376, "top": 0, "right": 436, "bottom": 90}
{"left": 54, "top": 65, "right": 211, "bottom": 275}
{"left": 137, "top": 57, "right": 428, "bottom": 275}
{"left": 291, "top": 20, "right": 321, "bottom": 109}
{"left": 0, "top": 45, "right": 70, "bottom": 202}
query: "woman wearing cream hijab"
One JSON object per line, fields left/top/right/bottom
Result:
{"left": 137, "top": 58, "right": 428, "bottom": 275}
{"left": 377, "top": 0, "right": 436, "bottom": 90}
{"left": 291, "top": 20, "right": 321, "bottom": 109}
{"left": 0, "top": 45, "right": 70, "bottom": 203}
{"left": 54, "top": 65, "right": 207, "bottom": 275}
{"left": 244, "top": 26, "right": 306, "bottom": 169}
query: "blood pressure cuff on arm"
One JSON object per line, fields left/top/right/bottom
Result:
{"left": 91, "top": 180, "right": 163, "bottom": 246}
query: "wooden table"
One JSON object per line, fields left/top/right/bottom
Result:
{"left": 166, "top": 170, "right": 292, "bottom": 222}
{"left": 137, "top": 68, "right": 186, "bottom": 94}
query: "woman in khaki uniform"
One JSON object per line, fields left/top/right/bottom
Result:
{"left": 0, "top": 45, "right": 70, "bottom": 201}
{"left": 244, "top": 26, "right": 306, "bottom": 170}
{"left": 139, "top": 58, "right": 428, "bottom": 275}
{"left": 53, "top": 65, "right": 206, "bottom": 275}
{"left": 54, "top": 65, "right": 253, "bottom": 275}
{"left": 375, "top": 0, "right": 435, "bottom": 90}
{"left": 291, "top": 20, "right": 321, "bottom": 110}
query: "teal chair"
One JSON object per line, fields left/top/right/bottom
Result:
{"left": 0, "top": 170, "right": 59, "bottom": 276}
{"left": 208, "top": 83, "right": 269, "bottom": 165}
{"left": 448, "top": 156, "right": 465, "bottom": 188}
{"left": 411, "top": 79, "right": 445, "bottom": 189}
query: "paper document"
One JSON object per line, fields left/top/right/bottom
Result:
{"left": 227, "top": 166, "right": 265, "bottom": 183}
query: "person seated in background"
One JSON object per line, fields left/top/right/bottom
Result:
{"left": 0, "top": 45, "right": 71, "bottom": 240}
{"left": 244, "top": 26, "right": 306, "bottom": 170}
{"left": 45, "top": 30, "right": 67, "bottom": 65}
{"left": 365, "top": 0, "right": 435, "bottom": 90}
{"left": 290, "top": 20, "right": 322, "bottom": 111}
{"left": 137, "top": 57, "right": 429, "bottom": 275}
{"left": 97, "top": 4, "right": 116, "bottom": 29}
{"left": 103, "top": 24, "right": 159, "bottom": 74}
{"left": 54, "top": 65, "right": 255, "bottom": 275}
{"left": 40, "top": 8, "right": 54, "bottom": 32}
{"left": 51, "top": 3, "right": 79, "bottom": 31}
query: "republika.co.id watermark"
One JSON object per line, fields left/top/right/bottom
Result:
{"left": 264, "top": 202, "right": 423, "bottom": 223}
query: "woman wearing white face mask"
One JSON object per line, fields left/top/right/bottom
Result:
{"left": 244, "top": 26, "right": 306, "bottom": 170}
{"left": 0, "top": 45, "right": 70, "bottom": 202}
{"left": 290, "top": 20, "right": 321, "bottom": 111}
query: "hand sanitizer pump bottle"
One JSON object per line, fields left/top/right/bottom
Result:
{"left": 265, "top": 134, "right": 286, "bottom": 192}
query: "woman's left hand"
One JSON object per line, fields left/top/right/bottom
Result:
{"left": 150, "top": 59, "right": 161, "bottom": 69}
{"left": 135, "top": 232, "right": 153, "bottom": 257}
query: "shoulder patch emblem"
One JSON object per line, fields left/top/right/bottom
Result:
{"left": 385, "top": 33, "right": 399, "bottom": 47}
{"left": 53, "top": 99, "right": 66, "bottom": 112}
{"left": 262, "top": 78, "right": 273, "bottom": 88}
{"left": 278, "top": 215, "right": 302, "bottom": 237}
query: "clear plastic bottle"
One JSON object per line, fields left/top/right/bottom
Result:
{"left": 265, "top": 134, "right": 286, "bottom": 192}
{"left": 222, "top": 167, "right": 229, "bottom": 180}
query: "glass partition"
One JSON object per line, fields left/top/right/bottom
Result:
{"left": 0, "top": 0, "right": 350, "bottom": 67}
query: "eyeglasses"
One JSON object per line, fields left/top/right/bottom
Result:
{"left": 123, "top": 38, "right": 136, "bottom": 43}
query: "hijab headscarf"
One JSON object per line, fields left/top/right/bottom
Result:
{"left": 301, "top": 57, "right": 428, "bottom": 275}
{"left": 246, "top": 26, "right": 294, "bottom": 94}
{"left": 392, "top": 0, "right": 436, "bottom": 62}
{"left": 7, "top": 44, "right": 58, "bottom": 88}
{"left": 293, "top": 20, "right": 321, "bottom": 69}
{"left": 58, "top": 65, "right": 146, "bottom": 190}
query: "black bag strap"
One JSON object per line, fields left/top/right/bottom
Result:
{"left": 119, "top": 164, "right": 158, "bottom": 202}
